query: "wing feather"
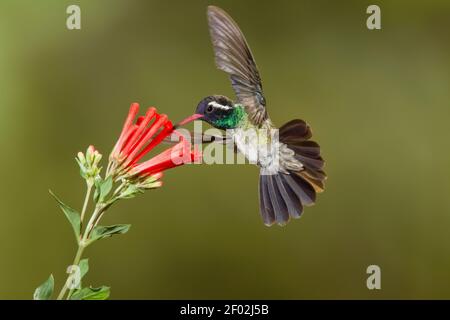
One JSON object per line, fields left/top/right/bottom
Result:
{"left": 207, "top": 6, "right": 268, "bottom": 125}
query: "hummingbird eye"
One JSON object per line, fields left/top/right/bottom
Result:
{"left": 206, "top": 105, "right": 214, "bottom": 113}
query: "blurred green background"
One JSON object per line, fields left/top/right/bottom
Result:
{"left": 0, "top": 0, "right": 449, "bottom": 299}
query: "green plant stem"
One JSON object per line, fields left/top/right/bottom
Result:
{"left": 56, "top": 201, "right": 105, "bottom": 299}
{"left": 56, "top": 244, "right": 85, "bottom": 300}
{"left": 55, "top": 206, "right": 101, "bottom": 300}
{"left": 80, "top": 184, "right": 92, "bottom": 224}
{"left": 85, "top": 206, "right": 103, "bottom": 238}
{"left": 113, "top": 180, "right": 126, "bottom": 196}
{"left": 56, "top": 184, "right": 95, "bottom": 300}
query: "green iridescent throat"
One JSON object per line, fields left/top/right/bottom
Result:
{"left": 214, "top": 104, "right": 246, "bottom": 129}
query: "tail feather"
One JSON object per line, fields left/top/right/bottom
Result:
{"left": 283, "top": 173, "right": 316, "bottom": 206}
{"left": 294, "top": 154, "right": 324, "bottom": 170}
{"left": 258, "top": 119, "right": 326, "bottom": 226}
{"left": 267, "top": 175, "right": 289, "bottom": 224}
{"left": 298, "top": 171, "right": 325, "bottom": 193}
{"left": 259, "top": 175, "right": 275, "bottom": 225}
{"left": 289, "top": 141, "right": 320, "bottom": 157}
{"left": 259, "top": 174, "right": 304, "bottom": 226}
{"left": 274, "top": 174, "right": 302, "bottom": 219}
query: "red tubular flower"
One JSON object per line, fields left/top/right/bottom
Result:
{"left": 109, "top": 103, "right": 201, "bottom": 180}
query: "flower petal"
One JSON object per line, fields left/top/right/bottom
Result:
{"left": 110, "top": 103, "right": 139, "bottom": 158}
{"left": 121, "top": 107, "right": 156, "bottom": 157}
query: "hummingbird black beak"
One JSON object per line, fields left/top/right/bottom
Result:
{"left": 175, "top": 114, "right": 204, "bottom": 128}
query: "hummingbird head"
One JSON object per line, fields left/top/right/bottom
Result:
{"left": 195, "top": 95, "right": 238, "bottom": 130}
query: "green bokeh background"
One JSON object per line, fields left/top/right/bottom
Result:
{"left": 1, "top": 0, "right": 449, "bottom": 299}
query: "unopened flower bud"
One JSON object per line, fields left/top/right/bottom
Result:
{"left": 77, "top": 152, "right": 86, "bottom": 166}
{"left": 76, "top": 145, "right": 103, "bottom": 185}
{"left": 149, "top": 181, "right": 163, "bottom": 189}
{"left": 150, "top": 172, "right": 163, "bottom": 180}
{"left": 141, "top": 174, "right": 163, "bottom": 190}
{"left": 86, "top": 145, "right": 96, "bottom": 166}
{"left": 93, "top": 151, "right": 102, "bottom": 167}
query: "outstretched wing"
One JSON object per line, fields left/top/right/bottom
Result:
{"left": 207, "top": 6, "right": 268, "bottom": 126}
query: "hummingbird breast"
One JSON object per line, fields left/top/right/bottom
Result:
{"left": 230, "top": 120, "right": 301, "bottom": 174}
{"left": 231, "top": 126, "right": 266, "bottom": 165}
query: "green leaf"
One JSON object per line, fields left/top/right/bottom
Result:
{"left": 94, "top": 176, "right": 113, "bottom": 203}
{"left": 33, "top": 274, "right": 54, "bottom": 300}
{"left": 79, "top": 258, "right": 89, "bottom": 280}
{"left": 66, "top": 259, "right": 90, "bottom": 300}
{"left": 70, "top": 286, "right": 110, "bottom": 300}
{"left": 88, "top": 224, "right": 131, "bottom": 244}
{"left": 93, "top": 181, "right": 101, "bottom": 203}
{"left": 99, "top": 176, "right": 113, "bottom": 202}
{"left": 49, "top": 190, "right": 81, "bottom": 242}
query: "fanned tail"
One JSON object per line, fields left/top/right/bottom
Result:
{"left": 258, "top": 119, "right": 326, "bottom": 226}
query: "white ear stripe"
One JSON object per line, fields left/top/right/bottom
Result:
{"left": 208, "top": 101, "right": 231, "bottom": 110}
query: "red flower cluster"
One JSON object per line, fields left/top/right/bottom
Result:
{"left": 109, "top": 103, "right": 200, "bottom": 180}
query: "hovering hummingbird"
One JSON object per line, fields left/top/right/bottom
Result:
{"left": 192, "top": 6, "right": 326, "bottom": 226}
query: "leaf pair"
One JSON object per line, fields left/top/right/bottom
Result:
{"left": 49, "top": 190, "right": 130, "bottom": 246}
{"left": 34, "top": 280, "right": 110, "bottom": 300}
{"left": 68, "top": 259, "right": 109, "bottom": 300}
{"left": 33, "top": 259, "right": 110, "bottom": 300}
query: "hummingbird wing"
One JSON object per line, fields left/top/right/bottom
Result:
{"left": 207, "top": 6, "right": 268, "bottom": 126}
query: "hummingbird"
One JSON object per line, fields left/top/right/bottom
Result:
{"left": 193, "top": 6, "right": 326, "bottom": 226}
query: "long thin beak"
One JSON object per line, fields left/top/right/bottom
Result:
{"left": 175, "top": 114, "right": 204, "bottom": 127}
